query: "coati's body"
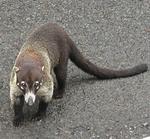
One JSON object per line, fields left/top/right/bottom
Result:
{"left": 10, "top": 23, "right": 148, "bottom": 126}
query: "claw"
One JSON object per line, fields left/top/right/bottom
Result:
{"left": 13, "top": 116, "right": 24, "bottom": 127}
{"left": 31, "top": 112, "right": 45, "bottom": 121}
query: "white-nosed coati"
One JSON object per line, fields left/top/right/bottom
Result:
{"left": 10, "top": 23, "right": 148, "bottom": 126}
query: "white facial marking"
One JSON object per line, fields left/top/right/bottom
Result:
{"left": 17, "top": 83, "right": 19, "bottom": 86}
{"left": 35, "top": 81, "right": 39, "bottom": 84}
{"left": 36, "top": 86, "right": 39, "bottom": 90}
{"left": 21, "top": 81, "right": 25, "bottom": 85}
{"left": 20, "top": 86, "right": 24, "bottom": 90}
{"left": 24, "top": 91, "right": 36, "bottom": 106}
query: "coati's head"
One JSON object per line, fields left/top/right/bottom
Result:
{"left": 15, "top": 63, "right": 44, "bottom": 106}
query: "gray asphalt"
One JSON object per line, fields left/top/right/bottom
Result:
{"left": 0, "top": 0, "right": 150, "bottom": 139}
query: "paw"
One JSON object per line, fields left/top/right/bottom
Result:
{"left": 31, "top": 112, "right": 45, "bottom": 121}
{"left": 13, "top": 116, "right": 24, "bottom": 127}
{"left": 53, "top": 92, "right": 63, "bottom": 99}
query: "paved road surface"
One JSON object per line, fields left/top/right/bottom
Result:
{"left": 0, "top": 0, "right": 150, "bottom": 138}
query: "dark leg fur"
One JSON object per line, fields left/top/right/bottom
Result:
{"left": 53, "top": 64, "right": 68, "bottom": 99}
{"left": 13, "top": 95, "right": 24, "bottom": 127}
{"left": 32, "top": 100, "right": 48, "bottom": 121}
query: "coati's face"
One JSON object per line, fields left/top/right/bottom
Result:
{"left": 15, "top": 64, "right": 44, "bottom": 106}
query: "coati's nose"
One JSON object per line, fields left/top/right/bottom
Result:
{"left": 25, "top": 92, "right": 36, "bottom": 106}
{"left": 28, "top": 96, "right": 34, "bottom": 106}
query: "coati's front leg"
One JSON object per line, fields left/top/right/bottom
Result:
{"left": 32, "top": 99, "right": 48, "bottom": 121}
{"left": 13, "top": 95, "right": 24, "bottom": 127}
{"left": 53, "top": 63, "right": 67, "bottom": 99}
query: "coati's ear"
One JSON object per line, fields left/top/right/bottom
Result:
{"left": 14, "top": 66, "right": 20, "bottom": 73}
{"left": 42, "top": 66, "right": 44, "bottom": 71}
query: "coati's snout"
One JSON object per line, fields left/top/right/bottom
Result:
{"left": 15, "top": 63, "right": 44, "bottom": 106}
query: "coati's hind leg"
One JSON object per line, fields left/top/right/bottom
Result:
{"left": 13, "top": 95, "right": 24, "bottom": 127}
{"left": 32, "top": 99, "right": 48, "bottom": 121}
{"left": 53, "top": 62, "right": 68, "bottom": 99}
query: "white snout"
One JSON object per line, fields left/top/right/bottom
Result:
{"left": 24, "top": 92, "right": 36, "bottom": 106}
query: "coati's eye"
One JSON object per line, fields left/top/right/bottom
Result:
{"left": 21, "top": 81, "right": 26, "bottom": 86}
{"left": 34, "top": 81, "right": 40, "bottom": 90}
{"left": 20, "top": 81, "right": 27, "bottom": 90}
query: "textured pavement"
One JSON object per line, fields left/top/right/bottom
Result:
{"left": 0, "top": 0, "right": 150, "bottom": 139}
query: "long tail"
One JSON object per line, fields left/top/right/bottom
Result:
{"left": 68, "top": 39, "right": 148, "bottom": 79}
